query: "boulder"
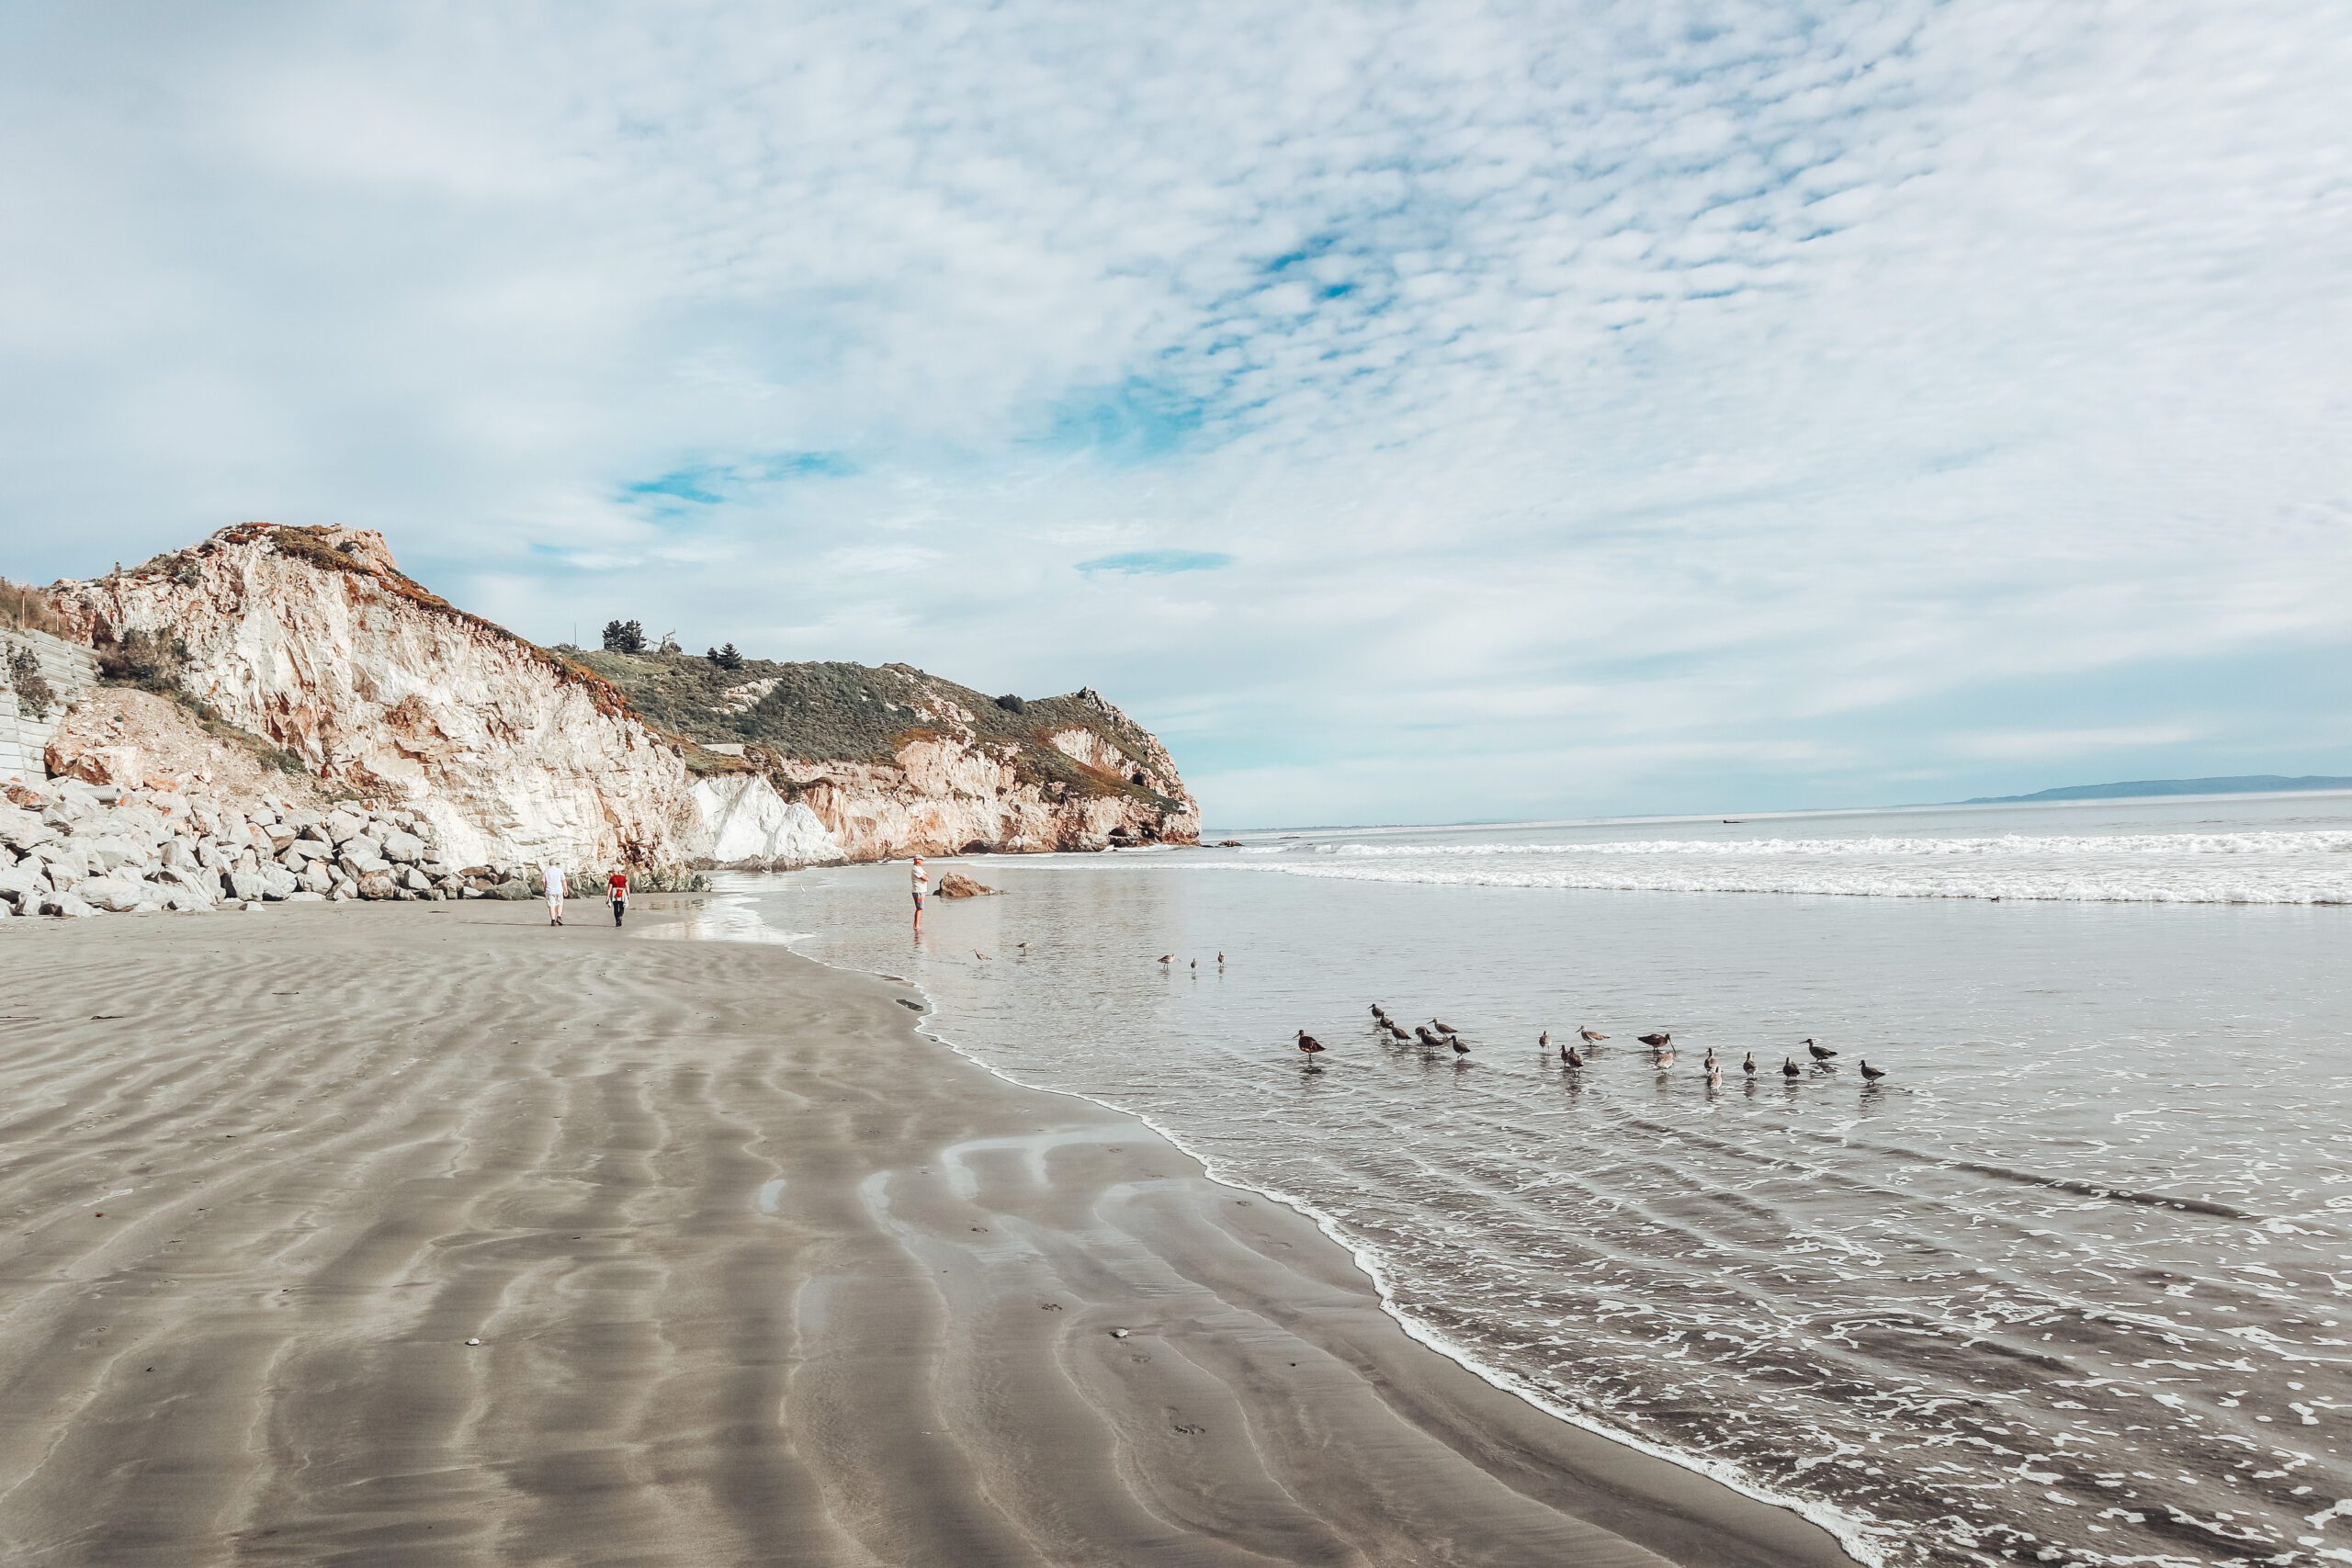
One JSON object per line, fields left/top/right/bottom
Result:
{"left": 356, "top": 870, "right": 400, "bottom": 900}
{"left": 338, "top": 850, "right": 390, "bottom": 878}
{"left": 223, "top": 868, "right": 270, "bottom": 902}
{"left": 379, "top": 829, "right": 426, "bottom": 864}
{"left": 934, "top": 871, "right": 1001, "bottom": 898}
{"left": 85, "top": 837, "right": 144, "bottom": 873}
{"left": 492, "top": 878, "right": 532, "bottom": 901}
{"left": 257, "top": 864, "right": 300, "bottom": 899}
{"left": 400, "top": 864, "right": 432, "bottom": 892}
{"left": 40, "top": 889, "right": 98, "bottom": 918}
{"left": 48, "top": 739, "right": 146, "bottom": 787}
{"left": 300, "top": 860, "right": 334, "bottom": 894}
{"left": 284, "top": 889, "right": 327, "bottom": 902}
{"left": 324, "top": 809, "right": 369, "bottom": 845}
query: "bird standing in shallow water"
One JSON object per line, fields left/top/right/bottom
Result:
{"left": 1539, "top": 1030, "right": 1551, "bottom": 1052}
{"left": 1781, "top": 1055, "right": 1802, "bottom": 1078}
{"left": 1430, "top": 1017, "right": 1462, "bottom": 1036}
{"left": 1805, "top": 1038, "right": 1838, "bottom": 1062}
{"left": 1742, "top": 1051, "right": 1757, "bottom": 1077}
{"left": 1639, "top": 1032, "right": 1671, "bottom": 1049}
{"left": 1565, "top": 1043, "right": 1585, "bottom": 1068}
{"left": 1295, "top": 1031, "right": 1325, "bottom": 1063}
{"left": 1158, "top": 954, "right": 1174, "bottom": 965}
{"left": 1387, "top": 1021, "right": 1412, "bottom": 1042}
{"left": 1414, "top": 1025, "right": 1443, "bottom": 1048}
{"left": 1860, "top": 1059, "right": 1887, "bottom": 1083}
{"left": 1450, "top": 1036, "right": 1470, "bottom": 1058}
{"left": 1370, "top": 1003, "right": 1386, "bottom": 1019}
{"left": 1579, "top": 1027, "right": 1608, "bottom": 1044}
{"left": 1703, "top": 1046, "right": 1718, "bottom": 1074}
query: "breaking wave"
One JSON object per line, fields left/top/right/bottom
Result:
{"left": 1226, "top": 829, "right": 2352, "bottom": 904}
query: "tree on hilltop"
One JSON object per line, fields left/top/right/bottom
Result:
{"left": 601, "top": 618, "right": 647, "bottom": 653}
{"left": 707, "top": 642, "right": 745, "bottom": 671}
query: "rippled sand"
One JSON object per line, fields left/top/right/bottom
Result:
{"left": 0, "top": 902, "right": 1849, "bottom": 1566}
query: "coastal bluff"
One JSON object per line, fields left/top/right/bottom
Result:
{"left": 2, "top": 523, "right": 1194, "bottom": 904}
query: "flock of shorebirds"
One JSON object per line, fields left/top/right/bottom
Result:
{"left": 1136, "top": 953, "right": 1893, "bottom": 1086}
{"left": 1295, "top": 1004, "right": 1892, "bottom": 1085}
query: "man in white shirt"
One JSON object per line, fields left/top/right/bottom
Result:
{"left": 910, "top": 855, "right": 927, "bottom": 931}
{"left": 543, "top": 863, "right": 566, "bottom": 926}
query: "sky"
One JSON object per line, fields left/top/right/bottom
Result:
{"left": 1, "top": 2, "right": 2347, "bottom": 828}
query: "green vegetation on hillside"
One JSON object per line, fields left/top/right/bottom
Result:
{"left": 567, "top": 649, "right": 1182, "bottom": 809}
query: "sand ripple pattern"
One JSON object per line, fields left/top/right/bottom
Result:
{"left": 0, "top": 906, "right": 1844, "bottom": 1567}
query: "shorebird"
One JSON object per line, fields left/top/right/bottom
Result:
{"left": 1371, "top": 1003, "right": 1386, "bottom": 1019}
{"left": 1804, "top": 1038, "right": 1838, "bottom": 1061}
{"left": 1386, "top": 1021, "right": 1412, "bottom": 1042}
{"left": 975, "top": 950, "right": 991, "bottom": 961}
{"left": 1216, "top": 953, "right": 1226, "bottom": 965}
{"left": 1703, "top": 1046, "right": 1718, "bottom": 1074}
{"left": 1430, "top": 1017, "right": 1462, "bottom": 1036}
{"left": 1539, "top": 1030, "right": 1551, "bottom": 1052}
{"left": 1450, "top": 1035, "right": 1471, "bottom": 1057}
{"left": 1742, "top": 1051, "right": 1757, "bottom": 1077}
{"left": 1158, "top": 954, "right": 1174, "bottom": 965}
{"left": 1638, "top": 1032, "right": 1671, "bottom": 1048}
{"left": 1190, "top": 959, "right": 1197, "bottom": 970}
{"left": 1860, "top": 1059, "right": 1887, "bottom": 1083}
{"left": 1295, "top": 1030, "right": 1325, "bottom": 1059}
{"left": 1565, "top": 1043, "right": 1585, "bottom": 1068}
{"left": 1781, "top": 1055, "right": 1803, "bottom": 1079}
{"left": 1578, "top": 1027, "right": 1609, "bottom": 1044}
{"left": 1414, "top": 1025, "right": 1444, "bottom": 1048}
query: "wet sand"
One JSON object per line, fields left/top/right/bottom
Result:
{"left": 0, "top": 902, "right": 1855, "bottom": 1566}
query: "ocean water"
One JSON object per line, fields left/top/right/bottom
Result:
{"left": 704, "top": 794, "right": 2352, "bottom": 1567}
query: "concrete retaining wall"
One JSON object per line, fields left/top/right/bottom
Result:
{"left": 0, "top": 627, "right": 100, "bottom": 782}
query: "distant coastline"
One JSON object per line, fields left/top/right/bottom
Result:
{"left": 1958, "top": 773, "right": 2352, "bottom": 805}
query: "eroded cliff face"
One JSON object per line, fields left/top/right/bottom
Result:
{"left": 42, "top": 525, "right": 1200, "bottom": 872}
{"left": 52, "top": 526, "right": 701, "bottom": 868}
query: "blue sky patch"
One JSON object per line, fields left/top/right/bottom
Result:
{"left": 1077, "top": 549, "right": 1234, "bottom": 576}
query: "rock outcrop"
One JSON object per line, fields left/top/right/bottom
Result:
{"left": 12, "top": 523, "right": 1198, "bottom": 892}
{"left": 579, "top": 655, "right": 1200, "bottom": 863}
{"left": 51, "top": 526, "right": 706, "bottom": 870}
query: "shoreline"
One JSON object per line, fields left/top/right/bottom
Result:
{"left": 714, "top": 880, "right": 1889, "bottom": 1566}
{"left": 0, "top": 900, "right": 1859, "bottom": 1565}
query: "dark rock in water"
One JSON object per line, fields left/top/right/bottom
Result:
{"left": 935, "top": 871, "right": 1000, "bottom": 898}
{"left": 1217, "top": 839, "right": 1243, "bottom": 848}
{"left": 896, "top": 998, "right": 923, "bottom": 1011}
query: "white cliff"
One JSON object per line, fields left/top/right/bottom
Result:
{"left": 52, "top": 525, "right": 702, "bottom": 869}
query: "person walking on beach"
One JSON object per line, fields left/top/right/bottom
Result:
{"left": 606, "top": 867, "right": 629, "bottom": 927}
{"left": 542, "top": 863, "right": 566, "bottom": 926}
{"left": 910, "top": 855, "right": 927, "bottom": 931}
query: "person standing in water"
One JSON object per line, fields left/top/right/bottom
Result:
{"left": 910, "top": 855, "right": 927, "bottom": 931}
{"left": 606, "top": 866, "right": 629, "bottom": 927}
{"left": 542, "top": 863, "right": 566, "bottom": 926}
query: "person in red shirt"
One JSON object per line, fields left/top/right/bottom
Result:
{"left": 606, "top": 868, "right": 629, "bottom": 927}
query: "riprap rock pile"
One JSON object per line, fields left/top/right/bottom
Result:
{"left": 0, "top": 777, "right": 468, "bottom": 918}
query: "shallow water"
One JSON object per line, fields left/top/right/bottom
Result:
{"left": 713, "top": 795, "right": 2352, "bottom": 1567}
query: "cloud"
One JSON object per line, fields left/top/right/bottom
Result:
{"left": 1, "top": 2, "right": 2347, "bottom": 826}
{"left": 1077, "top": 550, "right": 1234, "bottom": 577}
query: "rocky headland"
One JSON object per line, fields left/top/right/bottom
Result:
{"left": 0, "top": 523, "right": 1197, "bottom": 917}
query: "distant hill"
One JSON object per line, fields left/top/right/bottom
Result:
{"left": 1962, "top": 774, "right": 2352, "bottom": 805}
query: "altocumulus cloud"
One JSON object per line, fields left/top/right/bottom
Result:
{"left": 0, "top": 2, "right": 2346, "bottom": 826}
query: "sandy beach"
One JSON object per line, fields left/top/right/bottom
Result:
{"left": 0, "top": 901, "right": 1853, "bottom": 1567}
